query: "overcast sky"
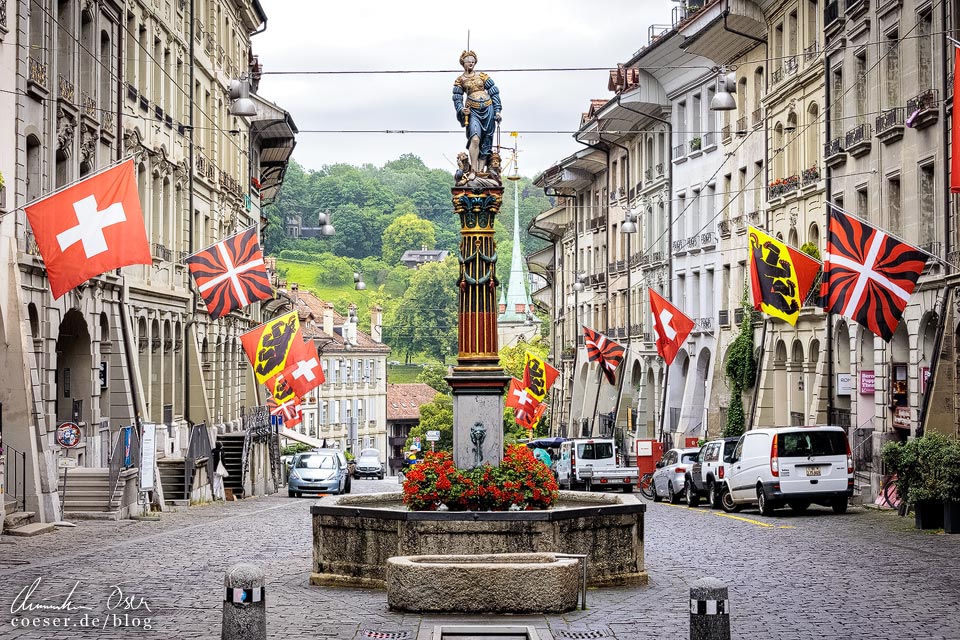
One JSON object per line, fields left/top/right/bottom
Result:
{"left": 253, "top": 0, "right": 672, "bottom": 178}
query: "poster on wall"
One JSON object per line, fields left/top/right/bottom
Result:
{"left": 859, "top": 371, "right": 875, "bottom": 395}
{"left": 837, "top": 373, "right": 854, "bottom": 396}
{"left": 139, "top": 423, "right": 157, "bottom": 492}
{"left": 921, "top": 367, "right": 930, "bottom": 394}
{"left": 893, "top": 406, "right": 912, "bottom": 429}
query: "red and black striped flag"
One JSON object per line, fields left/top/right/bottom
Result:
{"left": 582, "top": 326, "right": 625, "bottom": 385}
{"left": 822, "top": 207, "right": 927, "bottom": 341}
{"left": 185, "top": 227, "right": 272, "bottom": 319}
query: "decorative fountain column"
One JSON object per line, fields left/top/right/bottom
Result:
{"left": 449, "top": 186, "right": 510, "bottom": 468}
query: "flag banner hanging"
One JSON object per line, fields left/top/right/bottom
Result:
{"left": 241, "top": 311, "right": 301, "bottom": 384}
{"left": 748, "top": 225, "right": 821, "bottom": 325}
{"left": 279, "top": 331, "right": 325, "bottom": 397}
{"left": 822, "top": 208, "right": 927, "bottom": 341}
{"left": 582, "top": 326, "right": 625, "bottom": 385}
{"left": 953, "top": 47, "right": 960, "bottom": 193}
{"left": 266, "top": 373, "right": 303, "bottom": 428}
{"left": 505, "top": 377, "right": 537, "bottom": 413}
{"left": 517, "top": 401, "right": 546, "bottom": 430}
{"left": 23, "top": 159, "right": 151, "bottom": 299}
{"left": 522, "top": 352, "right": 560, "bottom": 402}
{"left": 649, "top": 289, "right": 695, "bottom": 366}
{"left": 185, "top": 227, "right": 272, "bottom": 319}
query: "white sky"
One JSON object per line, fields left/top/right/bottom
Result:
{"left": 253, "top": 0, "right": 673, "bottom": 177}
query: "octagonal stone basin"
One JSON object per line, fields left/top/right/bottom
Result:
{"left": 309, "top": 491, "right": 646, "bottom": 588}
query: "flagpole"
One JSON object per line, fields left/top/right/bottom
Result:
{"left": 826, "top": 203, "right": 835, "bottom": 426}
{"left": 658, "top": 362, "right": 670, "bottom": 445}
{"left": 179, "top": 224, "right": 259, "bottom": 263}
{"left": 13, "top": 156, "right": 136, "bottom": 212}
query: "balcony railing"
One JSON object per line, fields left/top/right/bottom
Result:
{"left": 784, "top": 56, "right": 798, "bottom": 75}
{"left": 721, "top": 124, "right": 732, "bottom": 143}
{"left": 746, "top": 210, "right": 761, "bottom": 227}
{"left": 919, "top": 241, "right": 943, "bottom": 259}
{"left": 905, "top": 89, "right": 938, "bottom": 129}
{"left": 876, "top": 107, "right": 905, "bottom": 143}
{"left": 804, "top": 41, "right": 819, "bottom": 62}
{"left": 29, "top": 57, "right": 47, "bottom": 90}
{"left": 700, "top": 230, "right": 718, "bottom": 248}
{"left": 81, "top": 91, "right": 96, "bottom": 119}
{"left": 767, "top": 175, "right": 800, "bottom": 200}
{"left": 673, "top": 238, "right": 687, "bottom": 255}
{"left": 102, "top": 111, "right": 115, "bottom": 132}
{"left": 152, "top": 243, "right": 172, "bottom": 262}
{"left": 718, "top": 309, "right": 730, "bottom": 327}
{"left": 1, "top": 0, "right": 6, "bottom": 29}
{"left": 845, "top": 122, "right": 872, "bottom": 156}
{"left": 24, "top": 231, "right": 41, "bottom": 256}
{"left": 656, "top": 162, "right": 665, "bottom": 176}
{"left": 772, "top": 67, "right": 784, "bottom": 85}
{"left": 686, "top": 235, "right": 700, "bottom": 251}
{"left": 703, "top": 131, "right": 716, "bottom": 148}
{"left": 673, "top": 143, "right": 686, "bottom": 161}
{"left": 736, "top": 115, "right": 748, "bottom": 134}
{"left": 824, "top": 137, "right": 846, "bottom": 165}
{"left": 718, "top": 219, "right": 731, "bottom": 238}
{"left": 824, "top": 0, "right": 841, "bottom": 28}
{"left": 699, "top": 317, "right": 714, "bottom": 334}
{"left": 732, "top": 215, "right": 746, "bottom": 234}
{"left": 58, "top": 74, "right": 75, "bottom": 103}
{"left": 752, "top": 108, "right": 762, "bottom": 129}
{"left": 801, "top": 165, "right": 821, "bottom": 186}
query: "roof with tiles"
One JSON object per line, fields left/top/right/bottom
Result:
{"left": 386, "top": 383, "right": 442, "bottom": 421}
{"left": 280, "top": 288, "right": 390, "bottom": 354}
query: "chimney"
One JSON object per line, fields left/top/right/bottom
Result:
{"left": 346, "top": 303, "right": 359, "bottom": 345}
{"left": 371, "top": 305, "right": 383, "bottom": 343}
{"left": 322, "top": 302, "right": 334, "bottom": 336}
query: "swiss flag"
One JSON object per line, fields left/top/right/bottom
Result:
{"left": 649, "top": 289, "right": 695, "bottom": 366}
{"left": 280, "top": 331, "right": 325, "bottom": 397}
{"left": 24, "top": 160, "right": 151, "bottom": 299}
{"left": 505, "top": 378, "right": 536, "bottom": 413}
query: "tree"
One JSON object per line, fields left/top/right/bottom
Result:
{"left": 407, "top": 393, "right": 453, "bottom": 452}
{"left": 387, "top": 258, "right": 458, "bottom": 362}
{"left": 382, "top": 213, "right": 436, "bottom": 265}
{"left": 724, "top": 291, "right": 757, "bottom": 438}
{"left": 417, "top": 364, "right": 451, "bottom": 395}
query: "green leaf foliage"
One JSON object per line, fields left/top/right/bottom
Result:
{"left": 417, "top": 364, "right": 452, "bottom": 395}
{"left": 407, "top": 393, "right": 453, "bottom": 452}
{"left": 382, "top": 213, "right": 437, "bottom": 265}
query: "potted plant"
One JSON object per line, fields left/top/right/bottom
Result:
{"left": 689, "top": 137, "right": 702, "bottom": 151}
{"left": 911, "top": 434, "right": 949, "bottom": 530}
{"left": 941, "top": 438, "right": 960, "bottom": 534}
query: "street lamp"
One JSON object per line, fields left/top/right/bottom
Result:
{"left": 572, "top": 272, "right": 585, "bottom": 292}
{"left": 621, "top": 210, "right": 639, "bottom": 234}
{"left": 318, "top": 211, "right": 335, "bottom": 236}
{"left": 709, "top": 67, "right": 738, "bottom": 111}
{"left": 354, "top": 272, "right": 366, "bottom": 290}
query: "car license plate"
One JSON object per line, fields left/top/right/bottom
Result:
{"left": 806, "top": 466, "right": 821, "bottom": 477}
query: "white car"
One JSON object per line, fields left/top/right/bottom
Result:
{"left": 651, "top": 447, "right": 700, "bottom": 503}
{"left": 720, "top": 426, "right": 854, "bottom": 515}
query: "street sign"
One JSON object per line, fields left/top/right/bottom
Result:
{"left": 412, "top": 436, "right": 421, "bottom": 451}
{"left": 55, "top": 422, "right": 82, "bottom": 449}
{"left": 57, "top": 457, "right": 78, "bottom": 468}
{"left": 425, "top": 430, "right": 441, "bottom": 442}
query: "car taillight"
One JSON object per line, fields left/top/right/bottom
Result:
{"left": 718, "top": 466, "right": 725, "bottom": 479}
{"left": 846, "top": 436, "right": 853, "bottom": 474}
{"left": 770, "top": 434, "right": 779, "bottom": 477}
{"left": 675, "top": 467, "right": 686, "bottom": 474}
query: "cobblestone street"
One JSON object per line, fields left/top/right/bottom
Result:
{"left": 1, "top": 481, "right": 959, "bottom": 639}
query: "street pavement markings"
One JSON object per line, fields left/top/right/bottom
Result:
{"left": 657, "top": 502, "right": 795, "bottom": 529}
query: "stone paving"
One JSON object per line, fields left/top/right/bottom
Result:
{"left": 1, "top": 480, "right": 959, "bottom": 639}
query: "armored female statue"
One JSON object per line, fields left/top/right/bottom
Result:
{"left": 452, "top": 50, "right": 502, "bottom": 179}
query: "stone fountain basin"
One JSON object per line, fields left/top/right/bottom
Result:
{"left": 386, "top": 553, "right": 580, "bottom": 613}
{"left": 309, "top": 491, "right": 646, "bottom": 588}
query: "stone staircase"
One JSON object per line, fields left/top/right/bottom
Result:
{"left": 157, "top": 458, "right": 189, "bottom": 506}
{"left": 58, "top": 467, "right": 136, "bottom": 520}
{"left": 219, "top": 433, "right": 246, "bottom": 499}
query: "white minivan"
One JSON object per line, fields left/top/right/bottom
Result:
{"left": 720, "top": 426, "right": 853, "bottom": 515}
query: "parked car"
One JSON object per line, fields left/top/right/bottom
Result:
{"left": 719, "top": 426, "right": 854, "bottom": 515}
{"left": 651, "top": 448, "right": 700, "bottom": 503}
{"left": 354, "top": 448, "right": 385, "bottom": 479}
{"left": 313, "top": 448, "right": 351, "bottom": 493}
{"left": 554, "top": 438, "right": 638, "bottom": 492}
{"left": 287, "top": 451, "right": 348, "bottom": 497}
{"left": 684, "top": 437, "right": 741, "bottom": 508}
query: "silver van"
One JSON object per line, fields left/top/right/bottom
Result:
{"left": 721, "top": 426, "right": 854, "bottom": 515}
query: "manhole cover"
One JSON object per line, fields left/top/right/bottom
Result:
{"left": 556, "top": 632, "right": 609, "bottom": 639}
{"left": 362, "top": 631, "right": 413, "bottom": 639}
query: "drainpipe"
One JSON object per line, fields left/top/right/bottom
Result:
{"left": 824, "top": 49, "right": 835, "bottom": 429}
{"left": 186, "top": 0, "right": 197, "bottom": 428}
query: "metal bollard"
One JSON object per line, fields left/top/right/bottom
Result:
{"left": 689, "top": 577, "right": 730, "bottom": 640}
{"left": 221, "top": 563, "right": 267, "bottom": 640}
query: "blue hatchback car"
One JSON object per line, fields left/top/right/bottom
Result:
{"left": 287, "top": 451, "right": 347, "bottom": 497}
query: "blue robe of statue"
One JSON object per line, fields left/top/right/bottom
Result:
{"left": 452, "top": 72, "right": 501, "bottom": 163}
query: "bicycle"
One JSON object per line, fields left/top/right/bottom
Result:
{"left": 878, "top": 474, "right": 909, "bottom": 517}
{"left": 638, "top": 473, "right": 655, "bottom": 501}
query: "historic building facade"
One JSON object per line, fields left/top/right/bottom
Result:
{"left": 0, "top": 0, "right": 296, "bottom": 523}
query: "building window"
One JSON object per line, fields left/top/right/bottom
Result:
{"left": 831, "top": 66, "right": 843, "bottom": 137}
{"left": 884, "top": 29, "right": 900, "bottom": 108}
{"left": 856, "top": 186, "right": 868, "bottom": 219}
{"left": 919, "top": 163, "right": 936, "bottom": 248}
{"left": 887, "top": 175, "right": 901, "bottom": 235}
{"left": 855, "top": 51, "right": 867, "bottom": 125}
{"left": 918, "top": 11, "right": 933, "bottom": 90}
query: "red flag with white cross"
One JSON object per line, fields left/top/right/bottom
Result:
{"left": 649, "top": 289, "right": 695, "bottom": 366}
{"left": 23, "top": 159, "right": 151, "bottom": 299}
{"left": 279, "top": 331, "right": 325, "bottom": 397}
{"left": 505, "top": 378, "right": 536, "bottom": 413}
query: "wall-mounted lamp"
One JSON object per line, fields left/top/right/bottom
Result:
{"left": 572, "top": 272, "right": 585, "bottom": 293}
{"left": 228, "top": 77, "right": 258, "bottom": 117}
{"left": 621, "top": 212, "right": 638, "bottom": 234}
